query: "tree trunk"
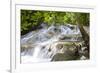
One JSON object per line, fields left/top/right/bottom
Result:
{"left": 78, "top": 24, "right": 90, "bottom": 58}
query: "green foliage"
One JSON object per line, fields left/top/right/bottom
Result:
{"left": 21, "top": 10, "right": 89, "bottom": 35}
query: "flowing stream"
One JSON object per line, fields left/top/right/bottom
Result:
{"left": 21, "top": 24, "right": 83, "bottom": 63}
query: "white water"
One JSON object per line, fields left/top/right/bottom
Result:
{"left": 33, "top": 46, "right": 41, "bottom": 58}
{"left": 21, "top": 24, "right": 82, "bottom": 63}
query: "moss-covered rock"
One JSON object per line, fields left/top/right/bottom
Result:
{"left": 51, "top": 52, "right": 78, "bottom": 61}
{"left": 51, "top": 42, "right": 80, "bottom": 61}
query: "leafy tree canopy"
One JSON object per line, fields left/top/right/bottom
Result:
{"left": 21, "top": 10, "right": 90, "bottom": 35}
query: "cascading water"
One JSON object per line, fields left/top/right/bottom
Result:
{"left": 21, "top": 24, "right": 83, "bottom": 63}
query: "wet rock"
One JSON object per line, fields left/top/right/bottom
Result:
{"left": 51, "top": 52, "right": 78, "bottom": 61}
{"left": 41, "top": 46, "right": 45, "bottom": 49}
{"left": 58, "top": 35, "right": 71, "bottom": 40}
{"left": 56, "top": 44, "right": 63, "bottom": 50}
{"left": 21, "top": 44, "right": 34, "bottom": 52}
{"left": 47, "top": 31, "right": 55, "bottom": 37}
{"left": 48, "top": 48, "right": 51, "bottom": 52}
{"left": 67, "top": 24, "right": 75, "bottom": 30}
{"left": 58, "top": 34, "right": 82, "bottom": 42}
{"left": 64, "top": 45, "right": 79, "bottom": 57}
{"left": 51, "top": 42, "right": 80, "bottom": 61}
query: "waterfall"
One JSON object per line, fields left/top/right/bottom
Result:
{"left": 21, "top": 24, "right": 82, "bottom": 63}
{"left": 33, "top": 46, "right": 41, "bottom": 58}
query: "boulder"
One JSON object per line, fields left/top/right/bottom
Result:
{"left": 51, "top": 42, "right": 80, "bottom": 61}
